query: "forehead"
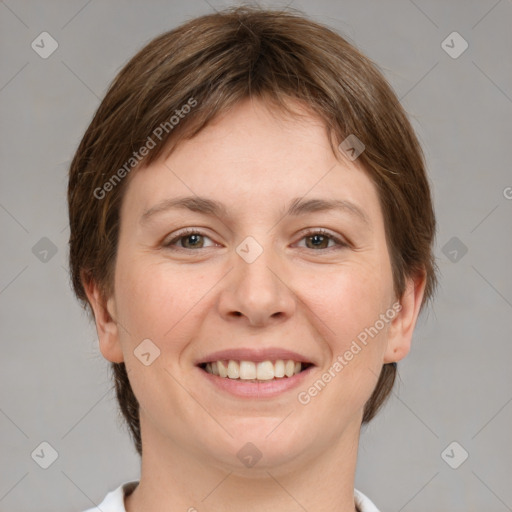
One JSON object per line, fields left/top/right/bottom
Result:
{"left": 120, "top": 97, "right": 383, "bottom": 228}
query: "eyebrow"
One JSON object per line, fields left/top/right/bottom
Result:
{"left": 140, "top": 195, "right": 370, "bottom": 226}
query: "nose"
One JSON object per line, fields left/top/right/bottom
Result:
{"left": 217, "top": 241, "right": 296, "bottom": 327}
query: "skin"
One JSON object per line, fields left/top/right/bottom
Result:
{"left": 85, "top": 97, "right": 426, "bottom": 512}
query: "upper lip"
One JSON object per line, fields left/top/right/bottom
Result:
{"left": 195, "top": 347, "right": 316, "bottom": 366}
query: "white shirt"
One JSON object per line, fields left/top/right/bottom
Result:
{"left": 82, "top": 481, "right": 380, "bottom": 511}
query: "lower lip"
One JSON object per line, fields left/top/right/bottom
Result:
{"left": 198, "top": 365, "right": 315, "bottom": 399}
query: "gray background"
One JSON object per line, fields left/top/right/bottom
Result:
{"left": 1, "top": 0, "right": 511, "bottom": 510}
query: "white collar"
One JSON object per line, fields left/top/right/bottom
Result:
{"left": 83, "top": 481, "right": 380, "bottom": 511}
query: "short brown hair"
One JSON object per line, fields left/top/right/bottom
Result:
{"left": 68, "top": 6, "right": 437, "bottom": 456}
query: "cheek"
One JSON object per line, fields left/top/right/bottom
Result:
{"left": 117, "top": 272, "right": 166, "bottom": 340}
{"left": 111, "top": 259, "right": 208, "bottom": 419}
{"left": 303, "top": 263, "right": 392, "bottom": 348}
{"left": 292, "top": 267, "right": 394, "bottom": 435}
{"left": 113, "top": 256, "right": 217, "bottom": 345}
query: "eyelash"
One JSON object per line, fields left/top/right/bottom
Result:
{"left": 163, "top": 228, "right": 349, "bottom": 252}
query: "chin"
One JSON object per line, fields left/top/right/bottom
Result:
{"left": 196, "top": 416, "right": 315, "bottom": 472}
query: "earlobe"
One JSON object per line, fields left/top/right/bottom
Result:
{"left": 82, "top": 272, "right": 124, "bottom": 363}
{"left": 384, "top": 272, "right": 427, "bottom": 364}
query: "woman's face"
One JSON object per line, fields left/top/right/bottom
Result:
{"left": 90, "top": 97, "right": 422, "bottom": 472}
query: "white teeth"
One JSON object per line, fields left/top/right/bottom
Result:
{"left": 204, "top": 359, "right": 306, "bottom": 380}
{"left": 239, "top": 361, "right": 256, "bottom": 380}
{"left": 217, "top": 360, "right": 228, "bottom": 378}
{"left": 274, "top": 359, "right": 285, "bottom": 378}
{"left": 285, "top": 360, "right": 295, "bottom": 377}
{"left": 227, "top": 360, "right": 240, "bottom": 379}
{"left": 256, "top": 361, "right": 275, "bottom": 380}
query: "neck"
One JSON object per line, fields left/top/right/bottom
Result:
{"left": 125, "top": 416, "right": 361, "bottom": 512}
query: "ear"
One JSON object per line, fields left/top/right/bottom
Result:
{"left": 383, "top": 271, "right": 427, "bottom": 364}
{"left": 82, "top": 272, "right": 124, "bottom": 363}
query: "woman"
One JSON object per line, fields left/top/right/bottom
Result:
{"left": 69, "top": 6, "right": 436, "bottom": 511}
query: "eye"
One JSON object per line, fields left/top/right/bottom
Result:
{"left": 163, "top": 229, "right": 216, "bottom": 250}
{"left": 162, "top": 228, "right": 349, "bottom": 252}
{"left": 296, "top": 229, "right": 349, "bottom": 250}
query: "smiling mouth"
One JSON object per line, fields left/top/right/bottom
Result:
{"left": 198, "top": 359, "right": 314, "bottom": 382}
